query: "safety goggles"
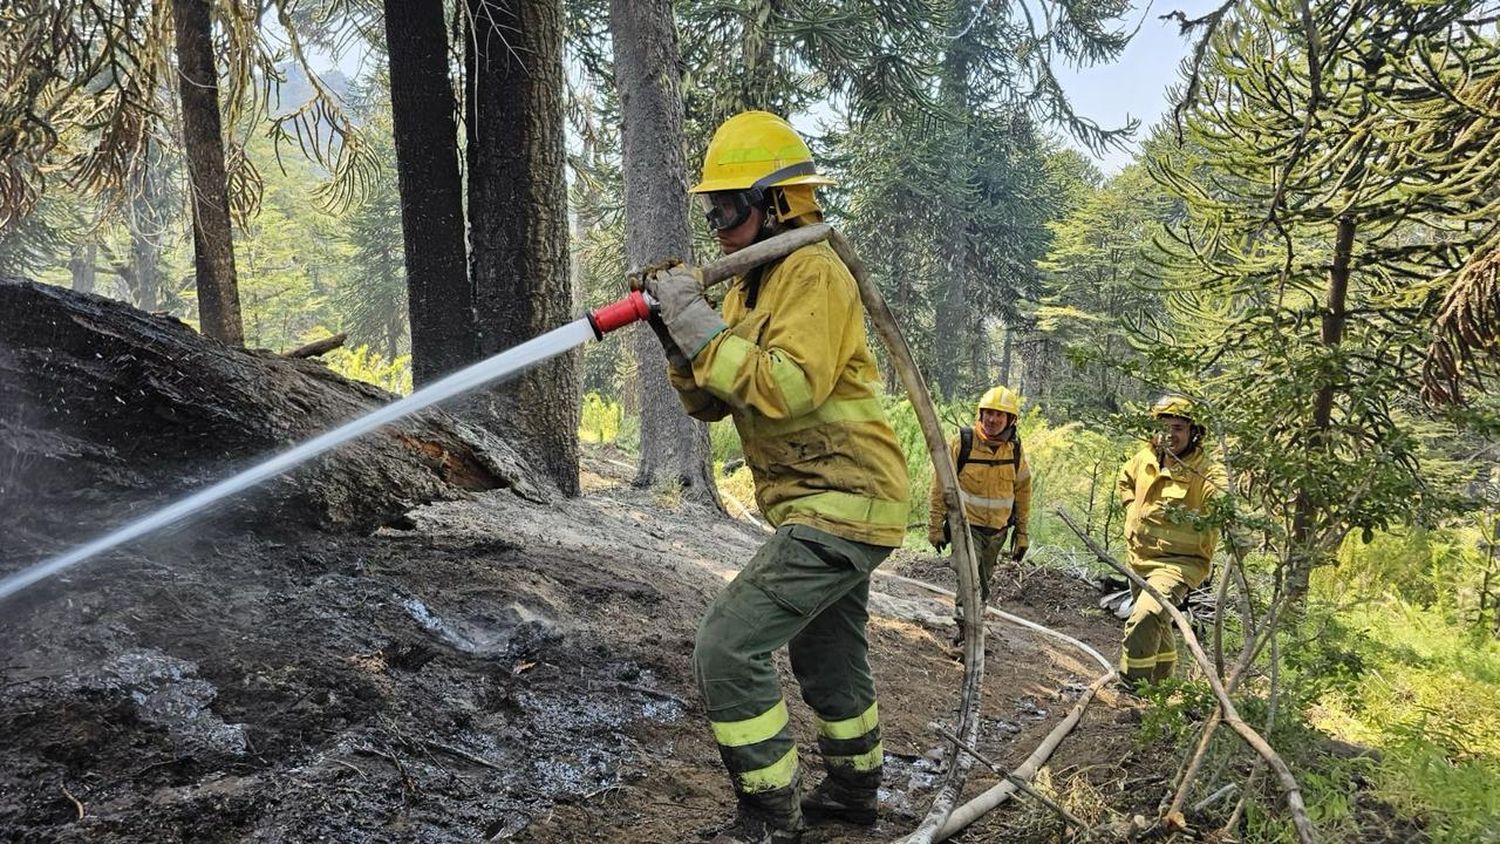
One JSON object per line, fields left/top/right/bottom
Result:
{"left": 698, "top": 189, "right": 763, "bottom": 232}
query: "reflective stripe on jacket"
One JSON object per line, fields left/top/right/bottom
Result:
{"left": 668, "top": 239, "right": 910, "bottom": 547}
{"left": 928, "top": 432, "right": 1031, "bottom": 538}
{"left": 1117, "top": 445, "right": 1226, "bottom": 577}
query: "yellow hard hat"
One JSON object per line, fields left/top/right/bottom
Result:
{"left": 978, "top": 385, "right": 1022, "bottom": 417}
{"left": 1151, "top": 394, "right": 1198, "bottom": 423}
{"left": 691, "top": 111, "right": 836, "bottom": 195}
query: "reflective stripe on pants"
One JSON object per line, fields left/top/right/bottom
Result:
{"left": 694, "top": 524, "right": 890, "bottom": 794}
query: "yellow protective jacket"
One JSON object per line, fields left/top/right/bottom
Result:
{"left": 667, "top": 239, "right": 910, "bottom": 547}
{"left": 1117, "top": 445, "right": 1227, "bottom": 583}
{"left": 927, "top": 431, "right": 1031, "bottom": 542}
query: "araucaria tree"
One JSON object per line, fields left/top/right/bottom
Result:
{"left": 1152, "top": 0, "right": 1500, "bottom": 596}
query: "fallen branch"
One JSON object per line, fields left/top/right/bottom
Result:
{"left": 422, "top": 739, "right": 506, "bottom": 771}
{"left": 935, "top": 673, "right": 1113, "bottom": 842}
{"left": 1193, "top": 782, "right": 1239, "bottom": 814}
{"left": 1056, "top": 508, "right": 1313, "bottom": 844}
{"left": 60, "top": 784, "right": 85, "bottom": 821}
{"left": 930, "top": 722, "right": 1088, "bottom": 833}
{"left": 283, "top": 332, "right": 347, "bottom": 359}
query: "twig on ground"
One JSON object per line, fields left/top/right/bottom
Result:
{"left": 1057, "top": 508, "right": 1314, "bottom": 844}
{"left": 934, "top": 674, "right": 1114, "bottom": 842}
{"left": 613, "top": 682, "right": 691, "bottom": 709}
{"left": 60, "top": 784, "right": 85, "bottom": 820}
{"left": 423, "top": 739, "right": 505, "bottom": 771}
{"left": 1193, "top": 782, "right": 1239, "bottom": 813}
{"left": 930, "top": 722, "right": 1089, "bottom": 833}
{"left": 332, "top": 759, "right": 367, "bottom": 778}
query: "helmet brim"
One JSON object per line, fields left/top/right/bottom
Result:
{"left": 690, "top": 173, "right": 837, "bottom": 194}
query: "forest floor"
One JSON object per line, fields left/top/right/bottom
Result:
{"left": 0, "top": 445, "right": 1162, "bottom": 843}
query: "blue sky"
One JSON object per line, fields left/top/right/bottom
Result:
{"left": 1052, "top": 0, "right": 1223, "bottom": 173}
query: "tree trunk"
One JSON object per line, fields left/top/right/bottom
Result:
{"left": 968, "top": 311, "right": 988, "bottom": 394}
{"left": 465, "top": 0, "right": 579, "bottom": 496}
{"left": 999, "top": 323, "right": 1013, "bottom": 387}
{"left": 383, "top": 0, "right": 474, "bottom": 385}
{"left": 170, "top": 0, "right": 242, "bottom": 346}
{"left": 1288, "top": 214, "right": 1356, "bottom": 597}
{"left": 68, "top": 242, "right": 95, "bottom": 294}
{"left": 932, "top": 0, "right": 976, "bottom": 403}
{"left": 609, "top": 0, "right": 721, "bottom": 507}
{"left": 0, "top": 278, "right": 539, "bottom": 538}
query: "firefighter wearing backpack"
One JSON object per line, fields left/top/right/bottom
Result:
{"left": 1116, "top": 395, "right": 1228, "bottom": 690}
{"left": 927, "top": 385, "right": 1032, "bottom": 645}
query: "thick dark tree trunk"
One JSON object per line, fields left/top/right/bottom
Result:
{"left": 610, "top": 0, "right": 721, "bottom": 508}
{"left": 0, "top": 278, "right": 539, "bottom": 539}
{"left": 382, "top": 0, "right": 474, "bottom": 385}
{"left": 932, "top": 0, "right": 976, "bottom": 403}
{"left": 465, "top": 0, "right": 579, "bottom": 496}
{"left": 170, "top": 0, "right": 242, "bottom": 346}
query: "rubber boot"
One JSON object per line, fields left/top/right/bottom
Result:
{"left": 801, "top": 768, "right": 880, "bottom": 827}
{"left": 709, "top": 786, "right": 804, "bottom": 844}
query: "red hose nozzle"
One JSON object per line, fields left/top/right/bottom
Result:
{"left": 587, "top": 290, "right": 654, "bottom": 340}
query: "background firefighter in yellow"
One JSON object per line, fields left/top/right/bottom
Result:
{"left": 1116, "top": 395, "right": 1228, "bottom": 690}
{"left": 639, "top": 110, "right": 910, "bottom": 844}
{"left": 927, "top": 385, "right": 1032, "bottom": 647}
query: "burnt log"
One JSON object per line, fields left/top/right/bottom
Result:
{"left": 0, "top": 278, "right": 543, "bottom": 546}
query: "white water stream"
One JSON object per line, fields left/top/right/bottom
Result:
{"left": 0, "top": 318, "right": 598, "bottom": 603}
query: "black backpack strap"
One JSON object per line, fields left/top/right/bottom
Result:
{"left": 957, "top": 427, "right": 974, "bottom": 473}
{"left": 1006, "top": 434, "right": 1024, "bottom": 530}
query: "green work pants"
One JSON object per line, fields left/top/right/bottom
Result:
{"left": 1119, "top": 559, "right": 1201, "bottom": 685}
{"left": 693, "top": 524, "right": 891, "bottom": 796}
{"left": 952, "top": 525, "right": 1008, "bottom": 622}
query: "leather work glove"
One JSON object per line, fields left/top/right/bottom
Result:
{"left": 627, "top": 261, "right": 691, "bottom": 372}
{"left": 929, "top": 521, "right": 948, "bottom": 554}
{"left": 647, "top": 316, "right": 691, "bottom": 373}
{"left": 1011, "top": 543, "right": 1029, "bottom": 563}
{"left": 643, "top": 263, "right": 725, "bottom": 361}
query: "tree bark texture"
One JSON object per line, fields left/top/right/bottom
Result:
{"left": 609, "top": 0, "right": 721, "bottom": 507}
{"left": 465, "top": 0, "right": 580, "bottom": 496}
{"left": 0, "top": 278, "right": 540, "bottom": 544}
{"left": 383, "top": 0, "right": 475, "bottom": 386}
{"left": 931, "top": 0, "right": 977, "bottom": 403}
{"left": 170, "top": 0, "right": 243, "bottom": 346}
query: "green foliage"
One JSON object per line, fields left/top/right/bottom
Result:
{"left": 1145, "top": 0, "right": 1500, "bottom": 590}
{"left": 322, "top": 342, "right": 412, "bottom": 395}
{"left": 709, "top": 417, "right": 743, "bottom": 467}
{"left": 1033, "top": 161, "right": 1174, "bottom": 419}
{"left": 1286, "top": 596, "right": 1500, "bottom": 842}
{"left": 579, "top": 391, "right": 623, "bottom": 444}
{"left": 337, "top": 76, "right": 408, "bottom": 360}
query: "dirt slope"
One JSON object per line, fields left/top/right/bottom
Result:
{"left": 1, "top": 452, "right": 1141, "bottom": 843}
